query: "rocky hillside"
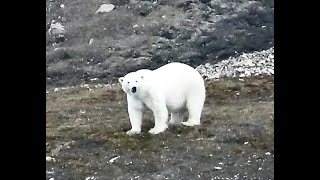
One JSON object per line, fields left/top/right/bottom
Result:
{"left": 46, "top": 0, "right": 274, "bottom": 87}
{"left": 197, "top": 47, "right": 273, "bottom": 79}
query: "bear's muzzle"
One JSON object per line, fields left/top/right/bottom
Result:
{"left": 131, "top": 87, "right": 137, "bottom": 93}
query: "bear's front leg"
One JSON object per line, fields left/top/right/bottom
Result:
{"left": 126, "top": 95, "right": 144, "bottom": 135}
{"left": 149, "top": 104, "right": 168, "bottom": 134}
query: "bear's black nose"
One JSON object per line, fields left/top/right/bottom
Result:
{"left": 131, "top": 87, "right": 137, "bottom": 93}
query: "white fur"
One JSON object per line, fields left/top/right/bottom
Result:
{"left": 119, "top": 62, "right": 206, "bottom": 135}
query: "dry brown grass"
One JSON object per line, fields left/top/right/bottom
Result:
{"left": 46, "top": 76, "right": 274, "bottom": 179}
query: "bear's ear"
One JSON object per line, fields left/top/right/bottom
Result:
{"left": 118, "top": 77, "right": 124, "bottom": 84}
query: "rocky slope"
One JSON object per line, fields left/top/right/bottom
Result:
{"left": 196, "top": 47, "right": 274, "bottom": 79}
{"left": 46, "top": 0, "right": 274, "bottom": 87}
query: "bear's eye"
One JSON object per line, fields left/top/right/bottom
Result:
{"left": 136, "top": 80, "right": 138, "bottom": 82}
{"left": 127, "top": 82, "right": 130, "bottom": 84}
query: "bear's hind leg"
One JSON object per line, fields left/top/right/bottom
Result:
{"left": 182, "top": 94, "right": 205, "bottom": 127}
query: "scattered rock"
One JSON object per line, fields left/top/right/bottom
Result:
{"left": 51, "top": 141, "right": 75, "bottom": 156}
{"left": 196, "top": 47, "right": 274, "bottom": 79}
{"left": 96, "top": 4, "right": 115, "bottom": 14}
{"left": 109, "top": 156, "right": 120, "bottom": 163}
{"left": 85, "top": 176, "right": 96, "bottom": 180}
{"left": 89, "top": 39, "right": 94, "bottom": 45}
{"left": 46, "top": 156, "right": 56, "bottom": 162}
{"left": 48, "top": 21, "right": 65, "bottom": 36}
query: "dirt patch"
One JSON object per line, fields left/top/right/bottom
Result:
{"left": 46, "top": 76, "right": 274, "bottom": 180}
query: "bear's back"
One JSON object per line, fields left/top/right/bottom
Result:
{"left": 154, "top": 62, "right": 203, "bottom": 85}
{"left": 152, "top": 62, "right": 205, "bottom": 98}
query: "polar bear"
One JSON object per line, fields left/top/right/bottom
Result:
{"left": 118, "top": 62, "right": 206, "bottom": 135}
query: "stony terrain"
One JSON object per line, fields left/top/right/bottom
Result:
{"left": 196, "top": 47, "right": 274, "bottom": 79}
{"left": 46, "top": 0, "right": 273, "bottom": 87}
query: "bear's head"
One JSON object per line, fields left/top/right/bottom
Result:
{"left": 118, "top": 71, "right": 146, "bottom": 95}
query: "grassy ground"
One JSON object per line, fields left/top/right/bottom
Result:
{"left": 46, "top": 76, "right": 274, "bottom": 180}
